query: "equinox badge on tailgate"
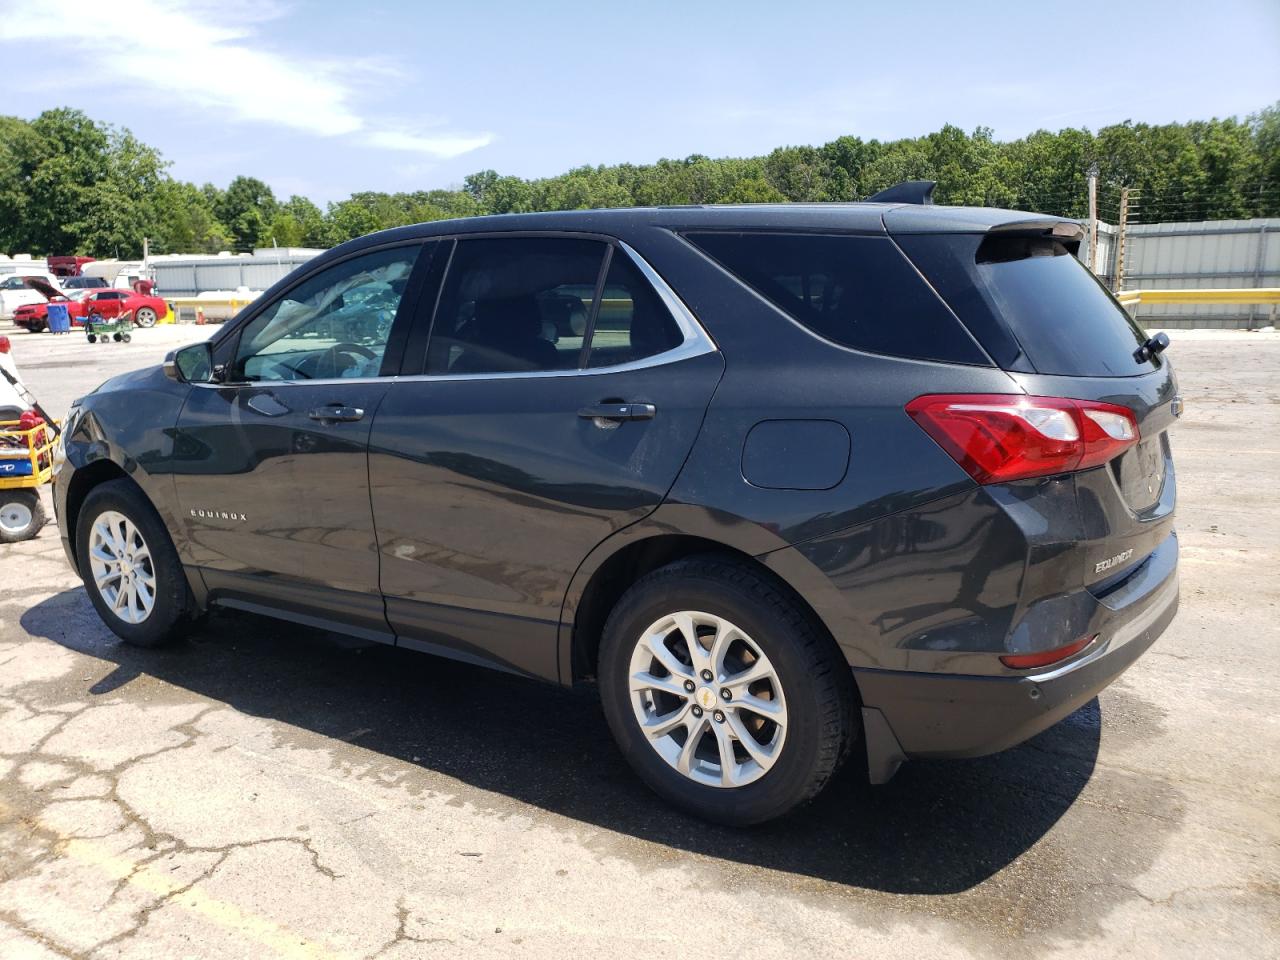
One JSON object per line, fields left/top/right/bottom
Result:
{"left": 1095, "top": 548, "right": 1135, "bottom": 574}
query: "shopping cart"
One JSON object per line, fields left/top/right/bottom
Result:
{"left": 85, "top": 309, "right": 134, "bottom": 343}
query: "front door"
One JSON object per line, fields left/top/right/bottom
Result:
{"left": 369, "top": 236, "right": 723, "bottom": 678}
{"left": 172, "top": 243, "right": 426, "bottom": 638}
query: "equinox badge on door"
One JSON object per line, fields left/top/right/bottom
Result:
{"left": 190, "top": 508, "right": 248, "bottom": 522}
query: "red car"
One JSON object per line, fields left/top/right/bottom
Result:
{"left": 14, "top": 281, "right": 167, "bottom": 332}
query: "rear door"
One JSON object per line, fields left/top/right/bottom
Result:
{"left": 894, "top": 226, "right": 1179, "bottom": 584}
{"left": 369, "top": 235, "right": 723, "bottom": 679}
{"left": 171, "top": 242, "right": 428, "bottom": 637}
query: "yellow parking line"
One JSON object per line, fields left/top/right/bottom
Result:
{"left": 1, "top": 802, "right": 343, "bottom": 959}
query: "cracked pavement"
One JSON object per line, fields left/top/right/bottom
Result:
{"left": 1, "top": 327, "right": 1277, "bottom": 958}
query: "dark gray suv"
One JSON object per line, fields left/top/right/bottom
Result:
{"left": 53, "top": 184, "right": 1179, "bottom": 824}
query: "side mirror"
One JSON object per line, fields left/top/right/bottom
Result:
{"left": 164, "top": 342, "right": 215, "bottom": 383}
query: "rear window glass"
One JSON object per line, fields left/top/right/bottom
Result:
{"left": 684, "top": 232, "right": 988, "bottom": 366}
{"left": 899, "top": 233, "right": 1155, "bottom": 378}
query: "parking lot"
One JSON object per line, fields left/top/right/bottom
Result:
{"left": 1, "top": 325, "right": 1277, "bottom": 959}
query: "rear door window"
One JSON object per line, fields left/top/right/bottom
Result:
{"left": 684, "top": 232, "right": 988, "bottom": 365}
{"left": 898, "top": 233, "right": 1156, "bottom": 377}
{"left": 586, "top": 250, "right": 683, "bottom": 368}
{"left": 427, "top": 237, "right": 606, "bottom": 375}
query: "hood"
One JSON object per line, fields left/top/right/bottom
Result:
{"left": 23, "top": 278, "right": 65, "bottom": 302}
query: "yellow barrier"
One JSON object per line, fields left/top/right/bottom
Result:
{"left": 1117, "top": 288, "right": 1280, "bottom": 306}
{"left": 167, "top": 297, "right": 259, "bottom": 324}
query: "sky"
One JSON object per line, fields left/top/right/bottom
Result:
{"left": 0, "top": 0, "right": 1277, "bottom": 205}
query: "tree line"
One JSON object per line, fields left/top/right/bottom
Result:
{"left": 1, "top": 104, "right": 1276, "bottom": 260}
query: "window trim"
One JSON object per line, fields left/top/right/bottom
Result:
{"left": 196, "top": 234, "right": 715, "bottom": 389}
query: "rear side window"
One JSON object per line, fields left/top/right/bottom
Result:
{"left": 684, "top": 232, "right": 988, "bottom": 365}
{"left": 898, "top": 233, "right": 1155, "bottom": 378}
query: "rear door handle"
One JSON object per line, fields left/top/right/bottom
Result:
{"left": 578, "top": 402, "right": 656, "bottom": 423}
{"left": 308, "top": 404, "right": 365, "bottom": 423}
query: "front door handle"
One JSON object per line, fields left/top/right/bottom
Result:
{"left": 578, "top": 402, "right": 656, "bottom": 424}
{"left": 308, "top": 404, "right": 365, "bottom": 423}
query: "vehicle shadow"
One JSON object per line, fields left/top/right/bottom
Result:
{"left": 22, "top": 588, "right": 1103, "bottom": 896}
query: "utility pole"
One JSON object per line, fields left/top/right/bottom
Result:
{"left": 1113, "top": 187, "right": 1130, "bottom": 293}
{"left": 1086, "top": 163, "right": 1099, "bottom": 275}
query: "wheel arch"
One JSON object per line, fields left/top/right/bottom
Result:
{"left": 63, "top": 458, "right": 134, "bottom": 571}
{"left": 561, "top": 530, "right": 849, "bottom": 686}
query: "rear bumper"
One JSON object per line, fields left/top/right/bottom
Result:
{"left": 855, "top": 533, "right": 1178, "bottom": 767}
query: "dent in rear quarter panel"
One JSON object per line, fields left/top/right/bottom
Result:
{"left": 60, "top": 365, "right": 190, "bottom": 552}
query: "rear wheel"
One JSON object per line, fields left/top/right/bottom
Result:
{"left": 0, "top": 490, "right": 45, "bottom": 543}
{"left": 134, "top": 307, "right": 157, "bottom": 328}
{"left": 75, "top": 479, "right": 194, "bottom": 647}
{"left": 598, "top": 556, "right": 858, "bottom": 825}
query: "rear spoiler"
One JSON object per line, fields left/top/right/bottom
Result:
{"left": 981, "top": 219, "right": 1085, "bottom": 256}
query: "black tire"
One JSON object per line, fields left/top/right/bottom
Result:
{"left": 75, "top": 478, "right": 194, "bottom": 647}
{"left": 86, "top": 334, "right": 97, "bottom": 343}
{"left": 598, "top": 555, "right": 858, "bottom": 826}
{"left": 0, "top": 489, "right": 46, "bottom": 543}
{"left": 134, "top": 307, "right": 157, "bottom": 328}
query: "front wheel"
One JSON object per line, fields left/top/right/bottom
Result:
{"left": 134, "top": 307, "right": 157, "bottom": 328}
{"left": 0, "top": 490, "right": 45, "bottom": 543}
{"left": 598, "top": 556, "right": 858, "bottom": 826}
{"left": 75, "top": 478, "right": 195, "bottom": 646}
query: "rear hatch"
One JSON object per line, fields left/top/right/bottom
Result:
{"left": 892, "top": 219, "right": 1179, "bottom": 588}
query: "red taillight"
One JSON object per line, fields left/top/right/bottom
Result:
{"left": 1000, "top": 634, "right": 1097, "bottom": 670}
{"left": 0, "top": 336, "right": 9, "bottom": 353}
{"left": 906, "top": 394, "right": 1139, "bottom": 484}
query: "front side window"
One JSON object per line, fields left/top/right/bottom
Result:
{"left": 233, "top": 245, "right": 420, "bottom": 382}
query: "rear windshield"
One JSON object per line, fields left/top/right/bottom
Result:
{"left": 898, "top": 233, "right": 1156, "bottom": 377}
{"left": 684, "top": 232, "right": 988, "bottom": 366}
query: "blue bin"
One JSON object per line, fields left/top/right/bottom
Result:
{"left": 46, "top": 302, "right": 71, "bottom": 334}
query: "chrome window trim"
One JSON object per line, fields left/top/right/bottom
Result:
{"left": 196, "top": 239, "right": 717, "bottom": 389}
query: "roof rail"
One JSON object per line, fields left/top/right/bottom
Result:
{"left": 866, "top": 180, "right": 936, "bottom": 205}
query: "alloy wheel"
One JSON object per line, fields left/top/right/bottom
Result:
{"left": 87, "top": 510, "right": 156, "bottom": 624}
{"left": 628, "top": 610, "right": 788, "bottom": 788}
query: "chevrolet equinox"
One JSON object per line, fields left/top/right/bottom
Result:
{"left": 53, "top": 183, "right": 1180, "bottom": 825}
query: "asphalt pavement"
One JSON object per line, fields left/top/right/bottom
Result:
{"left": 0, "top": 324, "right": 1276, "bottom": 959}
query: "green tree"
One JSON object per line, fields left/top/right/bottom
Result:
{"left": 217, "top": 176, "right": 278, "bottom": 251}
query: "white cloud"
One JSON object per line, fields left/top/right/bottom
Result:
{"left": 0, "top": 0, "right": 492, "bottom": 156}
{"left": 366, "top": 130, "right": 495, "bottom": 158}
